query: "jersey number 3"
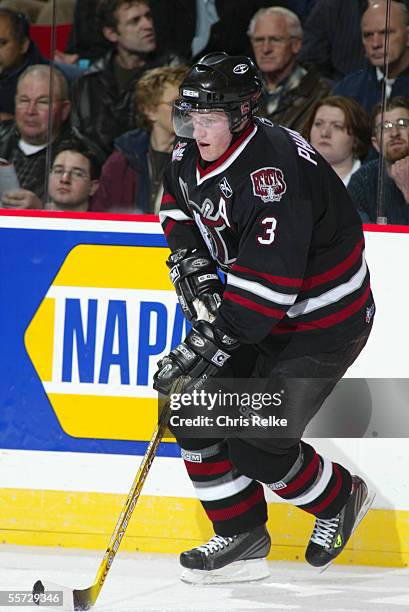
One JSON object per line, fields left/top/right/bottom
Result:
{"left": 257, "top": 217, "right": 277, "bottom": 245}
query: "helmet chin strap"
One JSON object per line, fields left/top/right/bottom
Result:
{"left": 231, "top": 117, "right": 253, "bottom": 135}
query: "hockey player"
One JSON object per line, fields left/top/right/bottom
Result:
{"left": 153, "top": 52, "right": 375, "bottom": 583}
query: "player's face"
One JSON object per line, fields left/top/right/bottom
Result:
{"left": 309, "top": 105, "right": 355, "bottom": 166}
{"left": 250, "top": 14, "right": 301, "bottom": 77}
{"left": 362, "top": 2, "right": 409, "bottom": 69}
{"left": 373, "top": 107, "right": 409, "bottom": 162}
{"left": 110, "top": 1, "right": 156, "bottom": 55}
{"left": 191, "top": 111, "right": 232, "bottom": 161}
{"left": 49, "top": 151, "right": 98, "bottom": 209}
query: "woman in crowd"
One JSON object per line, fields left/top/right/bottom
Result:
{"left": 303, "top": 95, "right": 371, "bottom": 186}
{"left": 91, "top": 64, "right": 187, "bottom": 214}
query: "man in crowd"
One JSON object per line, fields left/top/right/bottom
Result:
{"left": 153, "top": 52, "right": 375, "bottom": 582}
{"left": 248, "top": 6, "right": 330, "bottom": 132}
{"left": 0, "top": 8, "right": 46, "bottom": 123}
{"left": 2, "top": 139, "right": 101, "bottom": 211}
{"left": 0, "top": 64, "right": 71, "bottom": 206}
{"left": 46, "top": 140, "right": 100, "bottom": 211}
{"left": 297, "top": 0, "right": 368, "bottom": 82}
{"left": 71, "top": 0, "right": 181, "bottom": 158}
{"left": 333, "top": 0, "right": 409, "bottom": 112}
{"left": 348, "top": 96, "right": 409, "bottom": 224}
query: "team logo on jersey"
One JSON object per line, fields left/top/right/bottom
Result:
{"left": 219, "top": 177, "right": 233, "bottom": 199}
{"left": 172, "top": 141, "right": 187, "bottom": 162}
{"left": 250, "top": 167, "right": 287, "bottom": 203}
{"left": 179, "top": 177, "right": 237, "bottom": 271}
{"left": 233, "top": 63, "right": 249, "bottom": 74}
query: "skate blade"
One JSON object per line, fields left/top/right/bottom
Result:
{"left": 180, "top": 558, "right": 270, "bottom": 585}
{"left": 319, "top": 489, "right": 376, "bottom": 574}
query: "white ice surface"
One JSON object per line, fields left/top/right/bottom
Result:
{"left": 0, "top": 545, "right": 408, "bottom": 612}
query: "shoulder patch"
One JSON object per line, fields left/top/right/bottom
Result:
{"left": 250, "top": 167, "right": 287, "bottom": 203}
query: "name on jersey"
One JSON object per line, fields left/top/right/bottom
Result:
{"left": 285, "top": 128, "right": 318, "bottom": 166}
{"left": 251, "top": 167, "right": 287, "bottom": 203}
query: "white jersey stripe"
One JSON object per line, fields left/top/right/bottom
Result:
{"left": 159, "top": 209, "right": 191, "bottom": 223}
{"left": 227, "top": 273, "right": 298, "bottom": 306}
{"left": 194, "top": 474, "right": 253, "bottom": 501}
{"left": 287, "top": 253, "right": 367, "bottom": 318}
{"left": 286, "top": 456, "right": 333, "bottom": 506}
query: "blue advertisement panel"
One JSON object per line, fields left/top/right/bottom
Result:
{"left": 0, "top": 212, "right": 189, "bottom": 457}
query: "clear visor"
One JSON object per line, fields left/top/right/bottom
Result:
{"left": 172, "top": 100, "right": 230, "bottom": 139}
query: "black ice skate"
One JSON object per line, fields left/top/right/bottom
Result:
{"left": 305, "top": 475, "right": 375, "bottom": 571}
{"left": 180, "top": 525, "right": 271, "bottom": 584}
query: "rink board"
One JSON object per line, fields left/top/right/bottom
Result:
{"left": 1, "top": 211, "right": 409, "bottom": 567}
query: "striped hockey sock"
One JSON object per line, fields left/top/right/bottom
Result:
{"left": 181, "top": 441, "right": 268, "bottom": 536}
{"left": 267, "top": 442, "right": 352, "bottom": 519}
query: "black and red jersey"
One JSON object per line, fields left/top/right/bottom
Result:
{"left": 160, "top": 117, "right": 375, "bottom": 358}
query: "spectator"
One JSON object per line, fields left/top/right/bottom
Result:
{"left": 149, "top": 1, "right": 288, "bottom": 62}
{"left": 248, "top": 6, "right": 330, "bottom": 132}
{"left": 297, "top": 0, "right": 368, "bottom": 82}
{"left": 46, "top": 140, "right": 101, "bottom": 211}
{"left": 91, "top": 64, "right": 187, "bottom": 214}
{"left": 333, "top": 0, "right": 409, "bottom": 112}
{"left": 2, "top": 139, "right": 101, "bottom": 210}
{"left": 348, "top": 96, "right": 409, "bottom": 224}
{"left": 303, "top": 96, "right": 371, "bottom": 186}
{"left": 0, "top": 8, "right": 46, "bottom": 122}
{"left": 0, "top": 64, "right": 71, "bottom": 206}
{"left": 57, "top": 1, "right": 316, "bottom": 68}
{"left": 56, "top": 0, "right": 113, "bottom": 67}
{"left": 71, "top": 0, "right": 181, "bottom": 159}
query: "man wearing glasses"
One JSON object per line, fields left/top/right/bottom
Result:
{"left": 46, "top": 141, "right": 101, "bottom": 212}
{"left": 2, "top": 139, "right": 101, "bottom": 211}
{"left": 348, "top": 96, "right": 409, "bottom": 224}
{"left": 248, "top": 6, "right": 329, "bottom": 132}
{"left": 0, "top": 64, "right": 71, "bottom": 207}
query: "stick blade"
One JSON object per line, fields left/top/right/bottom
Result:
{"left": 33, "top": 579, "right": 96, "bottom": 611}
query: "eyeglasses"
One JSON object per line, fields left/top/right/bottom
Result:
{"left": 158, "top": 101, "right": 174, "bottom": 107}
{"left": 51, "top": 167, "right": 90, "bottom": 180}
{"left": 376, "top": 118, "right": 409, "bottom": 131}
{"left": 251, "top": 35, "right": 297, "bottom": 47}
{"left": 15, "top": 97, "right": 62, "bottom": 110}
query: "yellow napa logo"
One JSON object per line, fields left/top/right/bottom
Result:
{"left": 24, "top": 245, "right": 188, "bottom": 441}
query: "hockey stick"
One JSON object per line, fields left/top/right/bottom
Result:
{"left": 33, "top": 377, "right": 187, "bottom": 611}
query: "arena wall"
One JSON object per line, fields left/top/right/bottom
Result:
{"left": 0, "top": 212, "right": 408, "bottom": 567}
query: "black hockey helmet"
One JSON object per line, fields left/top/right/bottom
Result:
{"left": 173, "top": 52, "right": 262, "bottom": 137}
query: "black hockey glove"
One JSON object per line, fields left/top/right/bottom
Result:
{"left": 153, "top": 320, "right": 240, "bottom": 395}
{"left": 167, "top": 248, "right": 224, "bottom": 323}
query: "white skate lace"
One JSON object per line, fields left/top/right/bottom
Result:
{"left": 197, "top": 535, "right": 236, "bottom": 556}
{"left": 310, "top": 516, "right": 340, "bottom": 548}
